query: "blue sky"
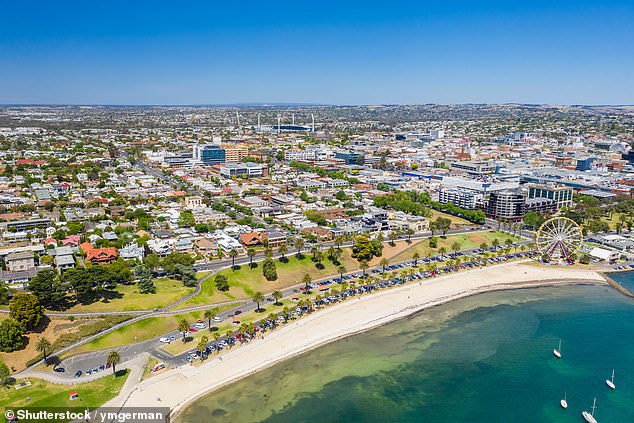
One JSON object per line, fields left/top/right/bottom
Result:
{"left": 1, "top": 1, "right": 633, "bottom": 105}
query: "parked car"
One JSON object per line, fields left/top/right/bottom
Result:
{"left": 74, "top": 370, "right": 82, "bottom": 378}
{"left": 54, "top": 367, "right": 65, "bottom": 373}
{"left": 159, "top": 337, "right": 171, "bottom": 343}
{"left": 213, "top": 317, "right": 222, "bottom": 323}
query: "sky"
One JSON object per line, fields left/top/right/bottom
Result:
{"left": 1, "top": 1, "right": 633, "bottom": 105}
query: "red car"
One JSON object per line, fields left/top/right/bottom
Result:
{"left": 189, "top": 327, "right": 197, "bottom": 332}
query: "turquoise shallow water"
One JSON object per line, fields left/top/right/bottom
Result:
{"left": 178, "top": 284, "right": 634, "bottom": 423}
{"left": 610, "top": 270, "right": 634, "bottom": 293}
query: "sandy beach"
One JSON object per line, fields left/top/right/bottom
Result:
{"left": 102, "top": 261, "right": 606, "bottom": 418}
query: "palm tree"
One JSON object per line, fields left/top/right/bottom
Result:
{"left": 389, "top": 231, "right": 398, "bottom": 246}
{"left": 314, "top": 251, "right": 324, "bottom": 267}
{"left": 360, "top": 260, "right": 369, "bottom": 278}
{"left": 217, "top": 248, "right": 224, "bottom": 260}
{"left": 272, "top": 290, "right": 283, "bottom": 305}
{"left": 492, "top": 238, "right": 500, "bottom": 250}
{"left": 282, "top": 306, "right": 290, "bottom": 322}
{"left": 246, "top": 247, "right": 256, "bottom": 268}
{"left": 480, "top": 242, "right": 488, "bottom": 250}
{"left": 178, "top": 319, "right": 190, "bottom": 342}
{"left": 334, "top": 236, "right": 343, "bottom": 250}
{"left": 405, "top": 228, "right": 414, "bottom": 242}
{"left": 252, "top": 291, "right": 265, "bottom": 312}
{"left": 379, "top": 257, "right": 389, "bottom": 273}
{"left": 107, "top": 350, "right": 121, "bottom": 376}
{"left": 278, "top": 244, "right": 288, "bottom": 261}
{"left": 438, "top": 246, "right": 447, "bottom": 259}
{"left": 337, "top": 265, "right": 346, "bottom": 281}
{"left": 451, "top": 241, "right": 461, "bottom": 255}
{"left": 264, "top": 247, "right": 273, "bottom": 258}
{"left": 412, "top": 252, "right": 420, "bottom": 266}
{"left": 213, "top": 332, "right": 220, "bottom": 349}
{"left": 310, "top": 246, "right": 319, "bottom": 261}
{"left": 198, "top": 336, "right": 208, "bottom": 359}
{"left": 295, "top": 238, "right": 304, "bottom": 256}
{"left": 204, "top": 308, "right": 217, "bottom": 329}
{"left": 229, "top": 248, "right": 238, "bottom": 270}
{"left": 36, "top": 337, "right": 52, "bottom": 364}
{"left": 302, "top": 273, "right": 312, "bottom": 293}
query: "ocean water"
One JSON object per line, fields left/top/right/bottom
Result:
{"left": 610, "top": 270, "right": 634, "bottom": 294}
{"left": 178, "top": 284, "right": 634, "bottom": 423}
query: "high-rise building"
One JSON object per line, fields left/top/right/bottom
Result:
{"left": 526, "top": 183, "right": 573, "bottom": 210}
{"left": 438, "top": 188, "right": 482, "bottom": 209}
{"left": 224, "top": 145, "right": 249, "bottom": 163}
{"left": 200, "top": 145, "right": 226, "bottom": 165}
{"left": 486, "top": 190, "right": 526, "bottom": 221}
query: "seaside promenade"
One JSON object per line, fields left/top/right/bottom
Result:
{"left": 101, "top": 261, "right": 606, "bottom": 418}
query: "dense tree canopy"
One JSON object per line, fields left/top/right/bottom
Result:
{"left": 9, "top": 292, "right": 43, "bottom": 331}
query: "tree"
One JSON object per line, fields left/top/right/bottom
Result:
{"left": 215, "top": 274, "right": 229, "bottom": 292}
{"left": 0, "top": 281, "right": 10, "bottom": 305}
{"left": 107, "top": 350, "right": 121, "bottom": 376}
{"left": 135, "top": 265, "right": 155, "bottom": 294}
{"left": 28, "top": 269, "right": 64, "bottom": 309}
{"left": 579, "top": 253, "right": 591, "bottom": 264}
{"left": 389, "top": 231, "right": 398, "bottom": 246}
{"left": 247, "top": 247, "right": 256, "bottom": 268}
{"left": 213, "top": 332, "right": 221, "bottom": 348}
{"left": 204, "top": 308, "right": 217, "bottom": 329}
{"left": 337, "top": 265, "right": 346, "bottom": 281}
{"left": 252, "top": 291, "right": 265, "bottom": 312}
{"left": 264, "top": 247, "right": 273, "bottom": 258}
{"left": 405, "top": 228, "right": 414, "bottom": 242}
{"left": 178, "top": 319, "right": 190, "bottom": 342}
{"left": 302, "top": 273, "right": 312, "bottom": 293}
{"left": 0, "top": 358, "right": 9, "bottom": 385}
{"left": 434, "top": 217, "right": 452, "bottom": 237}
{"left": 143, "top": 253, "right": 160, "bottom": 271}
{"left": 351, "top": 236, "right": 377, "bottom": 263}
{"left": 278, "top": 244, "right": 288, "bottom": 261}
{"left": 178, "top": 211, "right": 195, "bottom": 228}
{"left": 522, "top": 211, "right": 545, "bottom": 230}
{"left": 36, "top": 336, "right": 52, "bottom": 364}
{"left": 429, "top": 236, "right": 438, "bottom": 249}
{"left": 295, "top": 238, "right": 304, "bottom": 256}
{"left": 334, "top": 236, "right": 344, "bottom": 250}
{"left": 229, "top": 248, "right": 239, "bottom": 271}
{"left": 492, "top": 238, "right": 500, "bottom": 250}
{"left": 451, "top": 241, "right": 461, "bottom": 255}
{"left": 9, "top": 292, "right": 43, "bottom": 331}
{"left": 360, "top": 260, "right": 369, "bottom": 278}
{"left": 310, "top": 246, "right": 319, "bottom": 261}
{"left": 198, "top": 336, "right": 208, "bottom": 359}
{"left": 379, "top": 257, "right": 389, "bottom": 273}
{"left": 438, "top": 247, "right": 447, "bottom": 259}
{"left": 480, "top": 242, "right": 488, "bottom": 250}
{"left": 174, "top": 264, "right": 197, "bottom": 287}
{"left": 314, "top": 251, "right": 324, "bottom": 268}
{"left": 412, "top": 252, "right": 420, "bottom": 266}
{"left": 272, "top": 290, "right": 282, "bottom": 305}
{"left": 262, "top": 258, "right": 278, "bottom": 281}
{"left": 0, "top": 319, "right": 23, "bottom": 352}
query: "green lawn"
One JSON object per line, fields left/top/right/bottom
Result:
{"left": 69, "top": 306, "right": 236, "bottom": 355}
{"left": 428, "top": 210, "right": 474, "bottom": 227}
{"left": 178, "top": 250, "right": 362, "bottom": 308}
{"left": 390, "top": 230, "right": 522, "bottom": 263}
{"left": 0, "top": 371, "right": 129, "bottom": 409}
{"left": 64, "top": 278, "right": 194, "bottom": 313}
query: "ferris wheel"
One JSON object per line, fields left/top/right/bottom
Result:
{"left": 535, "top": 217, "right": 583, "bottom": 261}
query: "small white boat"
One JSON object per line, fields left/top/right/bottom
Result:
{"left": 582, "top": 397, "right": 598, "bottom": 423}
{"left": 560, "top": 392, "right": 568, "bottom": 409}
{"left": 606, "top": 369, "right": 615, "bottom": 390}
{"left": 553, "top": 339, "right": 562, "bottom": 358}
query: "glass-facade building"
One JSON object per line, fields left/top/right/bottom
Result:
{"left": 200, "top": 146, "right": 226, "bottom": 165}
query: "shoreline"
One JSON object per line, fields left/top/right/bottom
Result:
{"left": 101, "top": 262, "right": 608, "bottom": 419}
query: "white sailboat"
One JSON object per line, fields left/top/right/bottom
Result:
{"left": 606, "top": 369, "right": 615, "bottom": 390}
{"left": 560, "top": 392, "right": 568, "bottom": 409}
{"left": 553, "top": 339, "right": 562, "bottom": 358}
{"left": 582, "top": 397, "right": 598, "bottom": 423}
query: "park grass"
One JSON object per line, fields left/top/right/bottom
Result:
{"left": 177, "top": 241, "right": 422, "bottom": 309}
{"left": 68, "top": 306, "right": 236, "bottom": 356}
{"left": 390, "top": 230, "right": 522, "bottom": 263}
{"left": 428, "top": 209, "right": 473, "bottom": 227}
{"left": 0, "top": 370, "right": 129, "bottom": 409}
{"left": 63, "top": 278, "right": 194, "bottom": 313}
{"left": 162, "top": 297, "right": 300, "bottom": 356}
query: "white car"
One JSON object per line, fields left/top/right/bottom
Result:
{"left": 190, "top": 353, "right": 199, "bottom": 359}
{"left": 159, "top": 337, "right": 171, "bottom": 343}
{"left": 194, "top": 322, "right": 206, "bottom": 329}
{"left": 213, "top": 317, "right": 222, "bottom": 323}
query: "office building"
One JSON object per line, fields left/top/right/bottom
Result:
{"left": 200, "top": 145, "right": 226, "bottom": 165}
{"left": 486, "top": 190, "right": 526, "bottom": 221}
{"left": 526, "top": 183, "right": 573, "bottom": 210}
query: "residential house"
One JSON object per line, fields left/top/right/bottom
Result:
{"left": 264, "top": 231, "right": 287, "bottom": 248}
{"left": 240, "top": 232, "right": 263, "bottom": 247}
{"left": 5, "top": 251, "right": 36, "bottom": 272}
{"left": 119, "top": 243, "right": 145, "bottom": 261}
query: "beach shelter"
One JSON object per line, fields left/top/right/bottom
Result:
{"left": 232, "top": 317, "right": 241, "bottom": 324}
{"left": 69, "top": 391, "right": 79, "bottom": 400}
